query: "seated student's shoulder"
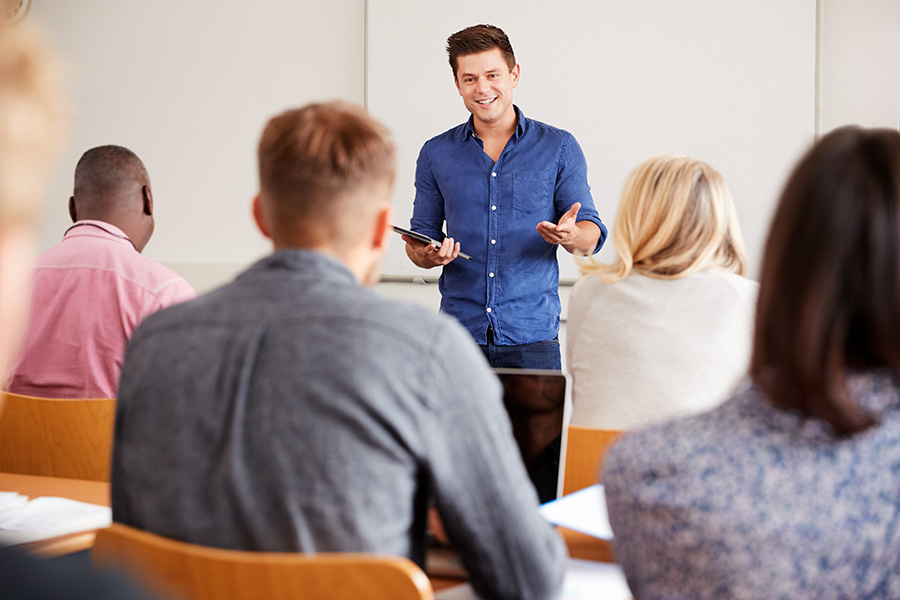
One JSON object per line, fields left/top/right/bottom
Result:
{"left": 605, "top": 378, "right": 761, "bottom": 486}
{"left": 352, "top": 288, "right": 481, "bottom": 357}
{"left": 700, "top": 269, "right": 759, "bottom": 300}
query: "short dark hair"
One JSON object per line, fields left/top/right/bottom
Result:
{"left": 257, "top": 101, "right": 395, "bottom": 246}
{"left": 750, "top": 126, "right": 900, "bottom": 435}
{"left": 74, "top": 145, "right": 149, "bottom": 208}
{"left": 446, "top": 24, "right": 516, "bottom": 79}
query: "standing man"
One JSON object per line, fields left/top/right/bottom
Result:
{"left": 6, "top": 145, "right": 195, "bottom": 399}
{"left": 405, "top": 24, "right": 606, "bottom": 369}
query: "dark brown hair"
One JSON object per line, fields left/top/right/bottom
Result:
{"left": 750, "top": 126, "right": 900, "bottom": 434}
{"left": 257, "top": 101, "right": 395, "bottom": 246}
{"left": 446, "top": 24, "right": 516, "bottom": 80}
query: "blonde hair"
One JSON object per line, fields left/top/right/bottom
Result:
{"left": 0, "top": 21, "right": 66, "bottom": 230}
{"left": 578, "top": 154, "right": 747, "bottom": 283}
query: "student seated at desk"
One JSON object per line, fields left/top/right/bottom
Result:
{"left": 5, "top": 145, "right": 194, "bottom": 399}
{"left": 111, "top": 102, "right": 566, "bottom": 600}
{"left": 604, "top": 126, "right": 900, "bottom": 599}
{"left": 567, "top": 154, "right": 757, "bottom": 430}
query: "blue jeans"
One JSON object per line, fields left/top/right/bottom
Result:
{"left": 479, "top": 328, "right": 561, "bottom": 370}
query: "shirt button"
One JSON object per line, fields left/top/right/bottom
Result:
{"left": 491, "top": 239, "right": 496, "bottom": 245}
{"left": 491, "top": 205, "right": 497, "bottom": 211}
{"left": 486, "top": 308, "right": 492, "bottom": 313}
{"left": 491, "top": 172, "right": 497, "bottom": 178}
{"left": 489, "top": 272, "right": 495, "bottom": 277}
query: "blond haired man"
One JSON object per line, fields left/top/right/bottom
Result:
{"left": 111, "top": 102, "right": 566, "bottom": 600}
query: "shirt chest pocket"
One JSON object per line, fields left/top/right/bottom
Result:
{"left": 512, "top": 171, "right": 556, "bottom": 215}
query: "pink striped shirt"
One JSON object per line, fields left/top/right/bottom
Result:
{"left": 6, "top": 220, "right": 195, "bottom": 398}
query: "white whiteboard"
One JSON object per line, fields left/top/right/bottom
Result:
{"left": 367, "top": 0, "right": 816, "bottom": 280}
{"left": 31, "top": 0, "right": 365, "bottom": 273}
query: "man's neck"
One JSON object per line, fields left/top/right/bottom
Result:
{"left": 473, "top": 107, "right": 517, "bottom": 143}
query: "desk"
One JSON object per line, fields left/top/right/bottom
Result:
{"left": 426, "top": 527, "right": 613, "bottom": 591}
{"left": 0, "top": 472, "right": 110, "bottom": 557}
{"left": 559, "top": 526, "right": 615, "bottom": 563}
{"left": 0, "top": 472, "right": 614, "bottom": 592}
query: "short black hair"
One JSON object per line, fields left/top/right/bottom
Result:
{"left": 73, "top": 145, "right": 149, "bottom": 207}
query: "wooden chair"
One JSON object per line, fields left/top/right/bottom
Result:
{"left": 93, "top": 523, "right": 435, "bottom": 600}
{"left": 561, "top": 426, "right": 624, "bottom": 495}
{"left": 0, "top": 391, "right": 116, "bottom": 481}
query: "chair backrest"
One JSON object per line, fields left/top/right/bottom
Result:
{"left": 0, "top": 391, "right": 116, "bottom": 481}
{"left": 562, "top": 426, "right": 624, "bottom": 496}
{"left": 93, "top": 523, "right": 435, "bottom": 600}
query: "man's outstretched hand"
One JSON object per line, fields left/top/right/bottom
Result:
{"left": 536, "top": 202, "right": 602, "bottom": 256}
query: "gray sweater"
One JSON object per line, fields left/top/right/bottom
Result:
{"left": 605, "top": 372, "right": 900, "bottom": 599}
{"left": 111, "top": 249, "right": 565, "bottom": 600}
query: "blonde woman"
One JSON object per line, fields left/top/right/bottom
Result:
{"left": 566, "top": 154, "right": 757, "bottom": 430}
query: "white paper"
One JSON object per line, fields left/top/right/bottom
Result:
{"left": 539, "top": 484, "right": 614, "bottom": 540}
{"left": 0, "top": 496, "right": 111, "bottom": 547}
{"left": 0, "top": 492, "right": 29, "bottom": 513}
{"left": 435, "top": 558, "right": 632, "bottom": 600}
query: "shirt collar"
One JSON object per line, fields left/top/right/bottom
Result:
{"left": 64, "top": 220, "right": 136, "bottom": 249}
{"left": 247, "top": 248, "right": 358, "bottom": 285}
{"left": 463, "top": 105, "right": 528, "bottom": 140}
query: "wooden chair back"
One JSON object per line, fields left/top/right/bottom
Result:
{"left": 562, "top": 426, "right": 624, "bottom": 495}
{"left": 0, "top": 391, "right": 116, "bottom": 481}
{"left": 93, "top": 523, "right": 435, "bottom": 600}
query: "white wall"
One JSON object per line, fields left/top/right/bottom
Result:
{"left": 820, "top": 0, "right": 900, "bottom": 133}
{"left": 32, "top": 0, "right": 365, "bottom": 294}
{"left": 369, "top": 0, "right": 817, "bottom": 282}
{"left": 27, "top": 1, "right": 900, "bottom": 298}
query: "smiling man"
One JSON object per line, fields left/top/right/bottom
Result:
{"left": 404, "top": 24, "right": 607, "bottom": 369}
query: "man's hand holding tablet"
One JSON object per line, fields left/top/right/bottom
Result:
{"left": 393, "top": 225, "right": 472, "bottom": 267}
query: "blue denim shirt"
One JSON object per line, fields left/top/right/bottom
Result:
{"left": 412, "top": 106, "right": 607, "bottom": 345}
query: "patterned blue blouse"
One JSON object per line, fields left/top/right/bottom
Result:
{"left": 604, "top": 371, "right": 900, "bottom": 600}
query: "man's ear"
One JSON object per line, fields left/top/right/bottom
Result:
{"left": 510, "top": 63, "right": 520, "bottom": 88}
{"left": 68, "top": 196, "right": 77, "bottom": 223}
{"left": 454, "top": 74, "right": 462, "bottom": 95}
{"left": 142, "top": 186, "right": 153, "bottom": 216}
{"left": 372, "top": 204, "right": 392, "bottom": 251}
{"left": 252, "top": 195, "right": 272, "bottom": 240}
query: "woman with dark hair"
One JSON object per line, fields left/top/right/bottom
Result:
{"left": 604, "top": 126, "right": 900, "bottom": 600}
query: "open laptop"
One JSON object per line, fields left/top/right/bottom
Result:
{"left": 493, "top": 368, "right": 572, "bottom": 504}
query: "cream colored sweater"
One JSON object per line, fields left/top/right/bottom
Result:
{"left": 566, "top": 270, "right": 758, "bottom": 430}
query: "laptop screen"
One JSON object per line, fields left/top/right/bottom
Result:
{"left": 493, "top": 368, "right": 571, "bottom": 503}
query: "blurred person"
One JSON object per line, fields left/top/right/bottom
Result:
{"left": 605, "top": 127, "right": 900, "bottom": 599}
{"left": 111, "top": 102, "right": 566, "bottom": 600}
{"left": 5, "top": 145, "right": 194, "bottom": 399}
{"left": 0, "top": 18, "right": 155, "bottom": 600}
{"left": 567, "top": 154, "right": 756, "bottom": 430}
